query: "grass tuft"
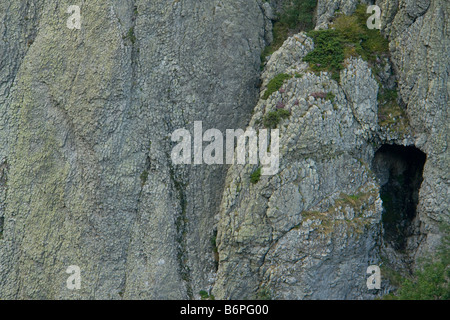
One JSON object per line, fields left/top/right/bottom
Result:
{"left": 302, "top": 4, "right": 389, "bottom": 82}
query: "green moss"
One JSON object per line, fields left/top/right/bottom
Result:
{"left": 326, "top": 92, "right": 336, "bottom": 102}
{"left": 250, "top": 167, "right": 262, "bottom": 184}
{"left": 301, "top": 211, "right": 334, "bottom": 234}
{"left": 169, "top": 164, "right": 192, "bottom": 298}
{"left": 0, "top": 216, "right": 3, "bottom": 238}
{"left": 211, "top": 231, "right": 218, "bottom": 255}
{"left": 261, "top": 22, "right": 290, "bottom": 62}
{"left": 262, "top": 108, "right": 291, "bottom": 129}
{"left": 301, "top": 188, "right": 378, "bottom": 235}
{"left": 303, "top": 4, "right": 390, "bottom": 82}
{"left": 377, "top": 88, "right": 409, "bottom": 132}
{"left": 123, "top": 27, "right": 137, "bottom": 44}
{"left": 263, "top": 73, "right": 292, "bottom": 100}
{"left": 199, "top": 290, "right": 215, "bottom": 300}
{"left": 382, "top": 224, "right": 450, "bottom": 300}
{"left": 336, "top": 192, "right": 369, "bottom": 208}
{"left": 140, "top": 170, "right": 148, "bottom": 186}
{"left": 256, "top": 287, "right": 272, "bottom": 300}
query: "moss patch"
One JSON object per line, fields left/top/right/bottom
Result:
{"left": 263, "top": 108, "right": 291, "bottom": 129}
{"left": 250, "top": 167, "right": 262, "bottom": 184}
{"left": 140, "top": 170, "right": 148, "bottom": 186}
{"left": 123, "top": 27, "right": 136, "bottom": 44}
{"left": 303, "top": 4, "right": 389, "bottom": 82}
{"left": 263, "top": 73, "right": 292, "bottom": 100}
{"left": 377, "top": 89, "right": 409, "bottom": 133}
{"left": 301, "top": 187, "right": 379, "bottom": 235}
{"left": 199, "top": 290, "right": 215, "bottom": 300}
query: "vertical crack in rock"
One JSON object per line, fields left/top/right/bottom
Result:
{"left": 0, "top": 158, "right": 8, "bottom": 240}
{"left": 168, "top": 162, "right": 193, "bottom": 299}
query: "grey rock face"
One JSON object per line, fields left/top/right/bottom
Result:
{"left": 378, "top": 0, "right": 450, "bottom": 253}
{"left": 313, "top": 0, "right": 448, "bottom": 290}
{"left": 213, "top": 34, "right": 384, "bottom": 299}
{"left": 0, "top": 0, "right": 266, "bottom": 299}
{"left": 316, "top": 0, "right": 373, "bottom": 29}
{"left": 0, "top": 0, "right": 448, "bottom": 300}
{"left": 213, "top": 0, "right": 448, "bottom": 299}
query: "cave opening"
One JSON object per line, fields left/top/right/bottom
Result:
{"left": 373, "top": 144, "right": 427, "bottom": 251}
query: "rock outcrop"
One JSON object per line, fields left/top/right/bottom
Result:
{"left": 0, "top": 0, "right": 267, "bottom": 299}
{"left": 213, "top": 33, "right": 385, "bottom": 299}
{"left": 0, "top": 0, "right": 448, "bottom": 300}
{"left": 378, "top": 0, "right": 449, "bottom": 257}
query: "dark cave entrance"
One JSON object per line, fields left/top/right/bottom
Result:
{"left": 372, "top": 144, "right": 427, "bottom": 251}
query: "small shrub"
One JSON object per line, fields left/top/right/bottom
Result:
{"left": 263, "top": 73, "right": 292, "bottom": 100}
{"left": 277, "top": 108, "right": 290, "bottom": 118}
{"left": 250, "top": 167, "right": 262, "bottom": 184}
{"left": 263, "top": 111, "right": 280, "bottom": 129}
{"left": 396, "top": 262, "right": 449, "bottom": 300}
{"left": 261, "top": 22, "right": 290, "bottom": 62}
{"left": 281, "top": 0, "right": 318, "bottom": 30}
{"left": 332, "top": 14, "right": 365, "bottom": 43}
{"left": 383, "top": 224, "right": 450, "bottom": 300}
{"left": 199, "top": 290, "right": 215, "bottom": 300}
{"left": 303, "top": 4, "right": 390, "bottom": 81}
{"left": 263, "top": 108, "right": 290, "bottom": 129}
{"left": 257, "top": 287, "right": 272, "bottom": 300}
{"left": 326, "top": 92, "right": 336, "bottom": 102}
{"left": 303, "top": 29, "right": 345, "bottom": 81}
{"left": 378, "top": 89, "right": 398, "bottom": 104}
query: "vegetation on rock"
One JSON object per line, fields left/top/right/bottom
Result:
{"left": 263, "top": 108, "right": 290, "bottom": 129}
{"left": 383, "top": 225, "right": 450, "bottom": 300}
{"left": 250, "top": 167, "right": 262, "bottom": 184}
{"left": 263, "top": 73, "right": 292, "bottom": 100}
{"left": 303, "top": 4, "right": 389, "bottom": 82}
{"left": 261, "top": 0, "right": 318, "bottom": 61}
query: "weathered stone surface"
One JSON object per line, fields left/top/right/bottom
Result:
{"left": 312, "top": 0, "right": 448, "bottom": 290}
{"left": 213, "top": 34, "right": 385, "bottom": 299}
{"left": 378, "top": 0, "right": 450, "bottom": 256}
{"left": 0, "top": 0, "right": 266, "bottom": 299}
{"left": 316, "top": 0, "right": 372, "bottom": 29}
{"left": 0, "top": 0, "right": 448, "bottom": 300}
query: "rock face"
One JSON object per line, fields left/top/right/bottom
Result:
{"left": 0, "top": 0, "right": 448, "bottom": 300}
{"left": 213, "top": 35, "right": 384, "bottom": 299}
{"left": 378, "top": 0, "right": 450, "bottom": 257}
{"left": 214, "top": 0, "right": 449, "bottom": 299}
{"left": 0, "top": 0, "right": 267, "bottom": 299}
{"left": 316, "top": 0, "right": 371, "bottom": 28}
